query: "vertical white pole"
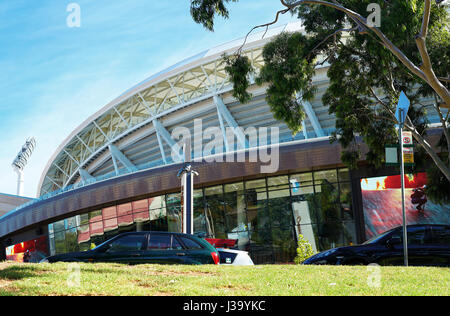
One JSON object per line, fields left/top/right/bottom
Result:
{"left": 399, "top": 109, "right": 409, "bottom": 267}
{"left": 16, "top": 170, "right": 24, "bottom": 196}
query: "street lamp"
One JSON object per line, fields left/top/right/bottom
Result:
{"left": 177, "top": 139, "right": 198, "bottom": 235}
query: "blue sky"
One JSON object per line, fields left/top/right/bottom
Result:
{"left": 0, "top": 1, "right": 297, "bottom": 198}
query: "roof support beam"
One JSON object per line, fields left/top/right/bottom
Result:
{"left": 153, "top": 119, "right": 183, "bottom": 162}
{"left": 113, "top": 106, "right": 131, "bottom": 129}
{"left": 75, "top": 135, "right": 94, "bottom": 154}
{"left": 46, "top": 176, "right": 62, "bottom": 189}
{"left": 217, "top": 108, "right": 229, "bottom": 152}
{"left": 79, "top": 168, "right": 95, "bottom": 183}
{"left": 63, "top": 150, "right": 80, "bottom": 167}
{"left": 138, "top": 93, "right": 174, "bottom": 164}
{"left": 108, "top": 144, "right": 137, "bottom": 174}
{"left": 93, "top": 121, "right": 111, "bottom": 142}
{"left": 297, "top": 94, "right": 325, "bottom": 138}
{"left": 137, "top": 92, "right": 155, "bottom": 115}
{"left": 214, "top": 95, "right": 248, "bottom": 149}
{"left": 155, "top": 130, "right": 167, "bottom": 164}
{"left": 302, "top": 121, "right": 308, "bottom": 140}
{"left": 53, "top": 163, "right": 70, "bottom": 178}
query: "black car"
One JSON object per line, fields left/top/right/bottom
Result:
{"left": 303, "top": 225, "right": 450, "bottom": 267}
{"left": 40, "top": 231, "right": 220, "bottom": 265}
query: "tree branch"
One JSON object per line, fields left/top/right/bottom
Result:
{"left": 438, "top": 77, "right": 450, "bottom": 83}
{"left": 306, "top": 26, "right": 358, "bottom": 59}
{"left": 415, "top": 0, "right": 450, "bottom": 109}
{"left": 433, "top": 93, "right": 450, "bottom": 156}
{"left": 368, "top": 86, "right": 397, "bottom": 121}
{"left": 236, "top": 7, "right": 290, "bottom": 55}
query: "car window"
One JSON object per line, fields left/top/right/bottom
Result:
{"left": 430, "top": 227, "right": 450, "bottom": 246}
{"left": 171, "top": 235, "right": 183, "bottom": 250}
{"left": 148, "top": 234, "right": 172, "bottom": 250}
{"left": 179, "top": 236, "right": 203, "bottom": 250}
{"left": 108, "top": 234, "right": 146, "bottom": 252}
{"left": 407, "top": 227, "right": 431, "bottom": 246}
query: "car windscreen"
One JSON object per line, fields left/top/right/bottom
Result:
{"left": 363, "top": 229, "right": 396, "bottom": 245}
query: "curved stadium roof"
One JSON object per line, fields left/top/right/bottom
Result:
{"left": 37, "top": 21, "right": 337, "bottom": 198}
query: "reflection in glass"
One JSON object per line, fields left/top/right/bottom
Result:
{"left": 290, "top": 186, "right": 319, "bottom": 253}
{"left": 315, "top": 180, "right": 341, "bottom": 250}
{"left": 224, "top": 183, "right": 249, "bottom": 250}
{"left": 338, "top": 168, "right": 350, "bottom": 183}
{"left": 314, "top": 169, "right": 338, "bottom": 184}
{"left": 339, "top": 182, "right": 354, "bottom": 220}
{"left": 205, "top": 186, "right": 226, "bottom": 239}
{"left": 267, "top": 176, "right": 289, "bottom": 189}
{"left": 65, "top": 227, "right": 79, "bottom": 253}
{"left": 193, "top": 189, "right": 207, "bottom": 236}
{"left": 166, "top": 193, "right": 182, "bottom": 233}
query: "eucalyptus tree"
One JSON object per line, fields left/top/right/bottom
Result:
{"left": 190, "top": 0, "right": 450, "bottom": 202}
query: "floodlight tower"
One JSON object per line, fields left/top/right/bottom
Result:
{"left": 12, "top": 138, "right": 36, "bottom": 196}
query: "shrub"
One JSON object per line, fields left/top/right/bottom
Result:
{"left": 294, "top": 234, "right": 315, "bottom": 264}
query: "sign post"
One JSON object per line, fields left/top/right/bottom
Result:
{"left": 395, "top": 91, "right": 410, "bottom": 267}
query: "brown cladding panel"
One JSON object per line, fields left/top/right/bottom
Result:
{"left": 1, "top": 139, "right": 346, "bottom": 238}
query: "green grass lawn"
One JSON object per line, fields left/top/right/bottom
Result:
{"left": 0, "top": 261, "right": 448, "bottom": 296}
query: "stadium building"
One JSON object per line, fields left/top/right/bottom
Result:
{"left": 1, "top": 22, "right": 448, "bottom": 264}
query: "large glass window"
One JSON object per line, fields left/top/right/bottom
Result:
{"left": 47, "top": 168, "right": 355, "bottom": 263}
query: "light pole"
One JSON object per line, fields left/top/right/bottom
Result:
{"left": 12, "top": 138, "right": 36, "bottom": 196}
{"left": 177, "top": 139, "right": 198, "bottom": 235}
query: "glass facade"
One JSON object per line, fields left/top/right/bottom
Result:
{"left": 48, "top": 168, "right": 356, "bottom": 264}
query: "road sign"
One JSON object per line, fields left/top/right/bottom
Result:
{"left": 395, "top": 91, "right": 411, "bottom": 126}
{"left": 402, "top": 131, "right": 413, "bottom": 146}
{"left": 403, "top": 146, "right": 415, "bottom": 165}
{"left": 385, "top": 145, "right": 399, "bottom": 165}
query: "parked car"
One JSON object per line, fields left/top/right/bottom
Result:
{"left": 303, "top": 225, "right": 450, "bottom": 267}
{"left": 40, "top": 231, "right": 220, "bottom": 265}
